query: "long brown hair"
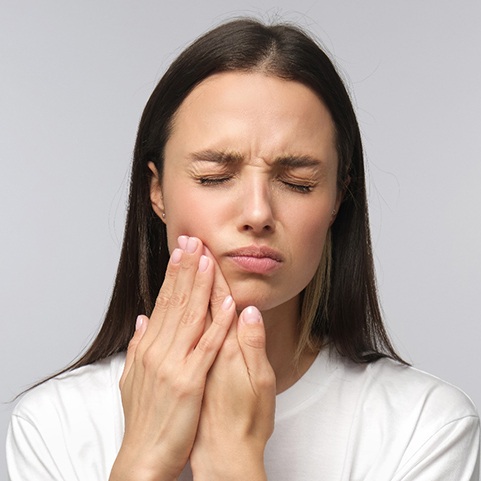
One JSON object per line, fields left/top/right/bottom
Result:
{"left": 56, "top": 18, "right": 406, "bottom": 378}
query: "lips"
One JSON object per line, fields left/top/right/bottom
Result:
{"left": 226, "top": 246, "right": 284, "bottom": 274}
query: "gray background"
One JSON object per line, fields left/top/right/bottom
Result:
{"left": 1, "top": 0, "right": 480, "bottom": 477}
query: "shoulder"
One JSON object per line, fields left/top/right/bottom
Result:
{"left": 12, "top": 352, "right": 126, "bottom": 424}
{"left": 331, "top": 354, "right": 480, "bottom": 477}
{"left": 357, "top": 356, "right": 479, "bottom": 461}
{"left": 364, "top": 357, "right": 479, "bottom": 421}
{"left": 8, "top": 353, "right": 126, "bottom": 478}
{"left": 361, "top": 358, "right": 480, "bottom": 476}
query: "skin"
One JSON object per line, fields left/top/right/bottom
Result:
{"left": 110, "top": 72, "right": 341, "bottom": 481}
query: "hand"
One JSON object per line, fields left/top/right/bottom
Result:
{"left": 190, "top": 253, "right": 276, "bottom": 481}
{"left": 109, "top": 237, "right": 236, "bottom": 481}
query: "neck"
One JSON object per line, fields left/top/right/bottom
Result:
{"left": 261, "top": 295, "right": 318, "bottom": 394}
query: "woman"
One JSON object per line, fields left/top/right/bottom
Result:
{"left": 7, "top": 18, "right": 480, "bottom": 480}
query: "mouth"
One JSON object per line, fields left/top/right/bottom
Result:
{"left": 225, "top": 246, "right": 284, "bottom": 274}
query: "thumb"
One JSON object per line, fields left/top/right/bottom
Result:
{"left": 237, "top": 306, "right": 269, "bottom": 373}
{"left": 120, "top": 315, "right": 148, "bottom": 388}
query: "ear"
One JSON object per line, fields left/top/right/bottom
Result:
{"left": 329, "top": 192, "right": 342, "bottom": 226}
{"left": 148, "top": 161, "right": 166, "bottom": 223}
{"left": 330, "top": 176, "right": 349, "bottom": 226}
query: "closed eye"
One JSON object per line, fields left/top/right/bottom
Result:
{"left": 196, "top": 176, "right": 233, "bottom": 186}
{"left": 281, "top": 181, "right": 315, "bottom": 193}
{"left": 194, "top": 175, "right": 314, "bottom": 192}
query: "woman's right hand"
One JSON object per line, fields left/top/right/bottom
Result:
{"left": 109, "top": 236, "right": 236, "bottom": 481}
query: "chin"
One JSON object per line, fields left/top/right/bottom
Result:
{"left": 230, "top": 292, "right": 268, "bottom": 312}
{"left": 225, "top": 273, "right": 303, "bottom": 314}
{"left": 229, "top": 287, "right": 290, "bottom": 314}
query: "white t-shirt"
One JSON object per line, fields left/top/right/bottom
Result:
{"left": 7, "top": 348, "right": 480, "bottom": 480}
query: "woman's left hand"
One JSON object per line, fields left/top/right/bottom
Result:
{"left": 190, "top": 253, "right": 276, "bottom": 481}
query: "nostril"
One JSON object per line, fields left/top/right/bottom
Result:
{"left": 241, "top": 223, "right": 274, "bottom": 233}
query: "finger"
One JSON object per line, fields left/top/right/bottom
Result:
{"left": 237, "top": 306, "right": 273, "bottom": 383}
{"left": 158, "top": 237, "right": 204, "bottom": 345}
{"left": 120, "top": 315, "right": 148, "bottom": 389}
{"left": 190, "top": 295, "right": 236, "bottom": 372}
{"left": 143, "top": 237, "right": 202, "bottom": 350}
{"left": 143, "top": 246, "right": 183, "bottom": 343}
{"left": 171, "top": 254, "right": 215, "bottom": 356}
{"left": 202, "top": 245, "right": 231, "bottom": 318}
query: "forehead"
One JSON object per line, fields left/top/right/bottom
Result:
{"left": 165, "top": 71, "right": 337, "bottom": 168}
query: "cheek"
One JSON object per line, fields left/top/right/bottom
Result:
{"left": 289, "top": 211, "right": 332, "bottom": 272}
{"left": 163, "top": 187, "right": 218, "bottom": 251}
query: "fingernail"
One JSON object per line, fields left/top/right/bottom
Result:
{"left": 242, "top": 306, "right": 261, "bottom": 324}
{"left": 198, "top": 255, "right": 209, "bottom": 272}
{"left": 135, "top": 315, "right": 143, "bottom": 331}
{"left": 186, "top": 237, "right": 198, "bottom": 253}
{"left": 221, "top": 295, "right": 234, "bottom": 311}
{"left": 171, "top": 248, "right": 182, "bottom": 264}
{"left": 178, "top": 235, "right": 188, "bottom": 249}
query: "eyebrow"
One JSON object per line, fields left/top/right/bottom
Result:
{"left": 189, "top": 150, "right": 323, "bottom": 168}
{"left": 189, "top": 150, "right": 243, "bottom": 164}
{"left": 274, "top": 154, "right": 323, "bottom": 169}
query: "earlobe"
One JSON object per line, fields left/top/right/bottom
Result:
{"left": 330, "top": 190, "right": 343, "bottom": 226}
{"left": 148, "top": 161, "right": 166, "bottom": 223}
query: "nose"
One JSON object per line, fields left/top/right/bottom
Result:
{"left": 238, "top": 176, "right": 275, "bottom": 234}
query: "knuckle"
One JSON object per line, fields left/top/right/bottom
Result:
{"left": 154, "top": 292, "right": 170, "bottom": 311}
{"left": 164, "top": 262, "right": 180, "bottom": 280}
{"left": 171, "top": 375, "right": 193, "bottom": 399}
{"left": 196, "top": 334, "right": 215, "bottom": 354}
{"left": 179, "top": 257, "right": 195, "bottom": 271}
{"left": 181, "top": 307, "right": 201, "bottom": 326}
{"left": 126, "top": 336, "right": 138, "bottom": 354}
{"left": 211, "top": 311, "right": 229, "bottom": 327}
{"left": 128, "top": 336, "right": 148, "bottom": 365}
{"left": 141, "top": 346, "right": 159, "bottom": 370}
{"left": 243, "top": 334, "right": 265, "bottom": 349}
{"left": 257, "top": 369, "right": 276, "bottom": 391}
{"left": 168, "top": 291, "right": 189, "bottom": 309}
{"left": 133, "top": 344, "right": 146, "bottom": 365}
{"left": 154, "top": 365, "right": 172, "bottom": 385}
{"left": 210, "top": 290, "right": 228, "bottom": 306}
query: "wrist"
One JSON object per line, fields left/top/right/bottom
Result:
{"left": 192, "top": 445, "right": 267, "bottom": 481}
{"left": 109, "top": 446, "right": 178, "bottom": 481}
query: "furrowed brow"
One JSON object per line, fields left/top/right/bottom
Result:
{"left": 189, "top": 149, "right": 244, "bottom": 164}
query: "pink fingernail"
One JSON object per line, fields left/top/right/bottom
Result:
{"left": 198, "top": 255, "right": 209, "bottom": 272}
{"left": 186, "top": 237, "right": 198, "bottom": 253}
{"left": 242, "top": 306, "right": 261, "bottom": 324}
{"left": 135, "top": 315, "right": 143, "bottom": 331}
{"left": 221, "top": 295, "right": 234, "bottom": 311}
{"left": 171, "top": 248, "right": 182, "bottom": 264}
{"left": 178, "top": 235, "right": 188, "bottom": 249}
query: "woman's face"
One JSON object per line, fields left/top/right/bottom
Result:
{"left": 152, "top": 71, "right": 341, "bottom": 312}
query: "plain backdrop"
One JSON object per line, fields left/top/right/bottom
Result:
{"left": 1, "top": 0, "right": 480, "bottom": 477}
